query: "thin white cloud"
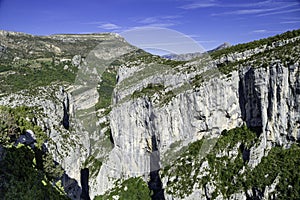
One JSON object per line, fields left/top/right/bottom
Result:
{"left": 251, "top": 29, "right": 282, "bottom": 34}
{"left": 163, "top": 15, "right": 182, "bottom": 20}
{"left": 223, "top": 0, "right": 272, "bottom": 8}
{"left": 257, "top": 8, "right": 300, "bottom": 16}
{"left": 186, "top": 34, "right": 202, "bottom": 38}
{"left": 138, "top": 15, "right": 181, "bottom": 24}
{"left": 144, "top": 23, "right": 175, "bottom": 28}
{"left": 180, "top": 2, "right": 217, "bottom": 9}
{"left": 211, "top": 3, "right": 298, "bottom": 16}
{"left": 97, "top": 23, "right": 121, "bottom": 30}
{"left": 179, "top": 0, "right": 272, "bottom": 10}
{"left": 125, "top": 24, "right": 175, "bottom": 32}
{"left": 212, "top": 8, "right": 272, "bottom": 16}
{"left": 120, "top": 24, "right": 175, "bottom": 34}
{"left": 82, "top": 21, "right": 122, "bottom": 30}
{"left": 134, "top": 15, "right": 181, "bottom": 28}
{"left": 280, "top": 20, "right": 300, "bottom": 24}
{"left": 139, "top": 17, "right": 158, "bottom": 24}
{"left": 252, "top": 29, "right": 267, "bottom": 33}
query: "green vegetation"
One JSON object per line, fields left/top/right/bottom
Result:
{"left": 130, "top": 83, "right": 180, "bottom": 106}
{"left": 95, "top": 68, "right": 117, "bottom": 111}
{"left": 205, "top": 126, "right": 257, "bottom": 197}
{"left": 0, "top": 60, "right": 78, "bottom": 93}
{"left": 0, "top": 106, "right": 68, "bottom": 199}
{"left": 117, "top": 50, "right": 186, "bottom": 91}
{"left": 159, "top": 90, "right": 176, "bottom": 106}
{"left": 82, "top": 155, "right": 103, "bottom": 178}
{"left": 216, "top": 34, "right": 300, "bottom": 75}
{"left": 211, "top": 143, "right": 300, "bottom": 199}
{"left": 125, "top": 49, "right": 161, "bottom": 65}
{"left": 120, "top": 48, "right": 186, "bottom": 67}
{"left": 161, "top": 58, "right": 187, "bottom": 68}
{"left": 191, "top": 74, "right": 205, "bottom": 88}
{"left": 0, "top": 106, "right": 47, "bottom": 148}
{"left": 161, "top": 140, "right": 186, "bottom": 167}
{"left": 94, "top": 177, "right": 151, "bottom": 200}
{"left": 1, "top": 33, "right": 103, "bottom": 62}
{"left": 132, "top": 83, "right": 164, "bottom": 99}
{"left": 215, "top": 126, "right": 257, "bottom": 150}
{"left": 240, "top": 144, "right": 300, "bottom": 199}
{"left": 162, "top": 125, "right": 300, "bottom": 199}
{"left": 0, "top": 144, "right": 68, "bottom": 200}
{"left": 210, "top": 29, "right": 300, "bottom": 59}
{"left": 0, "top": 64, "right": 12, "bottom": 73}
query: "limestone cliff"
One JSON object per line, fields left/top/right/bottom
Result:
{"left": 0, "top": 29, "right": 299, "bottom": 200}
{"left": 95, "top": 30, "right": 300, "bottom": 199}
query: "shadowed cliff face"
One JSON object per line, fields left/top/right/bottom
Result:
{"left": 148, "top": 135, "right": 165, "bottom": 200}
{"left": 62, "top": 90, "right": 70, "bottom": 130}
{"left": 239, "top": 68, "right": 263, "bottom": 133}
{"left": 80, "top": 168, "right": 91, "bottom": 200}
{"left": 238, "top": 63, "right": 300, "bottom": 145}
{"left": 62, "top": 173, "right": 82, "bottom": 200}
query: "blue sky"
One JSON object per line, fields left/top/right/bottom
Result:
{"left": 0, "top": 0, "right": 299, "bottom": 51}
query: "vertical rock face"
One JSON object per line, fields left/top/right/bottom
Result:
{"left": 92, "top": 69, "right": 244, "bottom": 197}
{"left": 90, "top": 58, "right": 300, "bottom": 199}
{"left": 239, "top": 67, "right": 263, "bottom": 130}
{"left": 90, "top": 99, "right": 154, "bottom": 197}
{"left": 62, "top": 88, "right": 70, "bottom": 130}
{"left": 240, "top": 63, "right": 300, "bottom": 144}
{"left": 155, "top": 72, "right": 243, "bottom": 151}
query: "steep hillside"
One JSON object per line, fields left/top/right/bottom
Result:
{"left": 0, "top": 29, "right": 299, "bottom": 200}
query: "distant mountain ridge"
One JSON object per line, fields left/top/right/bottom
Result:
{"left": 162, "top": 42, "right": 231, "bottom": 61}
{"left": 208, "top": 42, "right": 232, "bottom": 52}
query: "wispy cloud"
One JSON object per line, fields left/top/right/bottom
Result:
{"left": 251, "top": 29, "right": 282, "bottom": 34}
{"left": 139, "top": 17, "right": 158, "bottom": 24}
{"left": 140, "top": 23, "right": 176, "bottom": 28}
{"left": 97, "top": 23, "right": 121, "bottom": 30}
{"left": 134, "top": 15, "right": 181, "bottom": 28}
{"left": 280, "top": 20, "right": 300, "bottom": 24}
{"left": 179, "top": 0, "right": 272, "bottom": 10}
{"left": 82, "top": 21, "right": 122, "bottom": 30}
{"left": 186, "top": 34, "right": 202, "bottom": 38}
{"left": 180, "top": 2, "right": 217, "bottom": 9}
{"left": 252, "top": 29, "right": 268, "bottom": 33}
{"left": 139, "top": 15, "right": 180, "bottom": 24}
{"left": 211, "top": 2, "right": 299, "bottom": 16}
{"left": 180, "top": 0, "right": 300, "bottom": 18}
{"left": 212, "top": 8, "right": 273, "bottom": 16}
{"left": 257, "top": 8, "right": 300, "bottom": 16}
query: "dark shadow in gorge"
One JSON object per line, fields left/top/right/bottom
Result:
{"left": 80, "top": 168, "right": 91, "bottom": 200}
{"left": 238, "top": 68, "right": 263, "bottom": 135}
{"left": 148, "top": 135, "right": 165, "bottom": 200}
{"left": 62, "top": 173, "right": 82, "bottom": 200}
